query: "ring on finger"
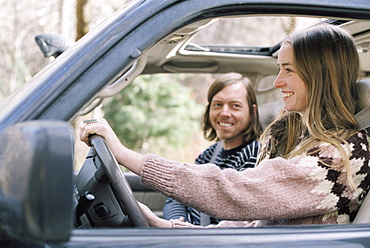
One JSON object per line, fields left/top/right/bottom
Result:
{"left": 83, "top": 119, "right": 98, "bottom": 125}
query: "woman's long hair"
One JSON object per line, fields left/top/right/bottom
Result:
{"left": 202, "top": 72, "right": 263, "bottom": 144}
{"left": 259, "top": 24, "right": 360, "bottom": 188}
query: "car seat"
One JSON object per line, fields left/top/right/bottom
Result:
{"left": 258, "top": 100, "right": 284, "bottom": 129}
{"left": 353, "top": 78, "right": 370, "bottom": 224}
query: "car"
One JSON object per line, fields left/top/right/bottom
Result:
{"left": 0, "top": 0, "right": 369, "bottom": 247}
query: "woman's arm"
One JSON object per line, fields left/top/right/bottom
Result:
{"left": 80, "top": 118, "right": 144, "bottom": 175}
{"left": 138, "top": 202, "right": 172, "bottom": 228}
{"left": 140, "top": 139, "right": 368, "bottom": 222}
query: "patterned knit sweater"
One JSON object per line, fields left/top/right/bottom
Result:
{"left": 141, "top": 130, "right": 370, "bottom": 228}
{"left": 163, "top": 141, "right": 260, "bottom": 224}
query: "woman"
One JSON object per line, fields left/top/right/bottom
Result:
{"left": 163, "top": 72, "right": 263, "bottom": 225}
{"left": 80, "top": 24, "right": 370, "bottom": 228}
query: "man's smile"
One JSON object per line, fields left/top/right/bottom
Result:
{"left": 218, "top": 122, "right": 233, "bottom": 127}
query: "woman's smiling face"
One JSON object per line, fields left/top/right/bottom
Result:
{"left": 273, "top": 42, "right": 307, "bottom": 114}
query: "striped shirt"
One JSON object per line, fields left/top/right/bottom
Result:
{"left": 163, "top": 140, "right": 260, "bottom": 224}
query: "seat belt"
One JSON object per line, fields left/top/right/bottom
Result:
{"left": 200, "top": 141, "right": 223, "bottom": 226}
{"left": 355, "top": 105, "right": 370, "bottom": 131}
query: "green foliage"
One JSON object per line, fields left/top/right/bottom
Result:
{"left": 102, "top": 74, "right": 203, "bottom": 153}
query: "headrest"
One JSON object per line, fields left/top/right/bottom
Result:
{"left": 357, "top": 79, "right": 370, "bottom": 111}
{"left": 258, "top": 101, "right": 283, "bottom": 129}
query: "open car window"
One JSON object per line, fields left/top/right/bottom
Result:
{"left": 188, "top": 16, "right": 324, "bottom": 49}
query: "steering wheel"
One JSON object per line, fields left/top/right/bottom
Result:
{"left": 89, "top": 134, "right": 149, "bottom": 227}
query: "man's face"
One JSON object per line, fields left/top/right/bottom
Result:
{"left": 209, "top": 82, "right": 252, "bottom": 150}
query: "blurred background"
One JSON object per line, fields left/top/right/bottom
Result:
{"left": 0, "top": 0, "right": 128, "bottom": 102}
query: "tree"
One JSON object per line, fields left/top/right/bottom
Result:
{"left": 102, "top": 74, "right": 204, "bottom": 155}
{"left": 76, "top": 0, "right": 89, "bottom": 40}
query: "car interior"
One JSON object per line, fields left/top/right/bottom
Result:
{"left": 73, "top": 15, "right": 370, "bottom": 228}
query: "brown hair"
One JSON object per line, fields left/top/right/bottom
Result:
{"left": 259, "top": 24, "right": 360, "bottom": 188}
{"left": 202, "top": 72, "right": 263, "bottom": 144}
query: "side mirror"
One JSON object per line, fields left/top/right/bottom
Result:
{"left": 0, "top": 120, "right": 74, "bottom": 244}
{"left": 35, "top": 33, "right": 74, "bottom": 58}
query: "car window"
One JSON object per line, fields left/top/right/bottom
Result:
{"left": 189, "top": 16, "right": 324, "bottom": 47}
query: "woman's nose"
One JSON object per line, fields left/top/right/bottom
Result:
{"left": 273, "top": 73, "right": 286, "bottom": 89}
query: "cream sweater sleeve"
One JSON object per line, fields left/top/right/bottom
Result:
{"left": 141, "top": 133, "right": 369, "bottom": 224}
{"left": 141, "top": 153, "right": 326, "bottom": 221}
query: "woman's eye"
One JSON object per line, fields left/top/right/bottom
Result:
{"left": 286, "top": 66, "right": 296, "bottom": 73}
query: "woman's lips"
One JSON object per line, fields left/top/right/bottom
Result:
{"left": 282, "top": 91, "right": 294, "bottom": 99}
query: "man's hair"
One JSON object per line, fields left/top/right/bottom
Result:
{"left": 202, "top": 72, "right": 263, "bottom": 144}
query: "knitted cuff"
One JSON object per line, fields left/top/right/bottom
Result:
{"left": 141, "top": 153, "right": 176, "bottom": 196}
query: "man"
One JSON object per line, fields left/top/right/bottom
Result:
{"left": 163, "top": 72, "right": 263, "bottom": 225}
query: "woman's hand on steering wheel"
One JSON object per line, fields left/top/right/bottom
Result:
{"left": 137, "top": 202, "right": 172, "bottom": 228}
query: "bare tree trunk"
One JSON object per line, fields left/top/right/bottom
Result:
{"left": 281, "top": 17, "right": 297, "bottom": 35}
{"left": 76, "top": 0, "right": 89, "bottom": 40}
{"left": 57, "top": 0, "right": 64, "bottom": 35}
